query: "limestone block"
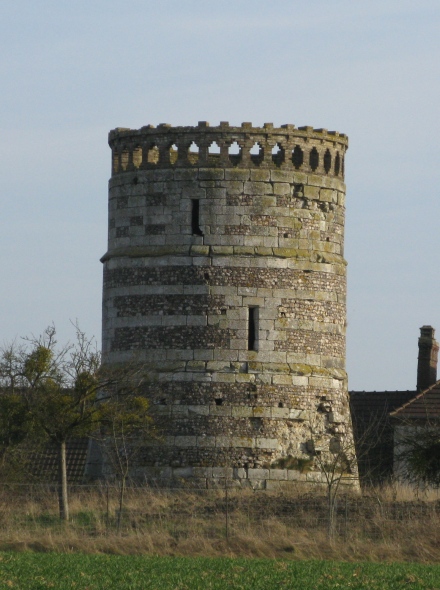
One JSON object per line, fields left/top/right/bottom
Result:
{"left": 159, "top": 467, "right": 173, "bottom": 479}
{"left": 248, "top": 468, "right": 269, "bottom": 480}
{"left": 233, "top": 246, "right": 255, "bottom": 256}
{"left": 191, "top": 373, "right": 213, "bottom": 382}
{"left": 270, "top": 170, "right": 294, "bottom": 182}
{"left": 186, "top": 361, "right": 206, "bottom": 372}
{"left": 212, "top": 373, "right": 236, "bottom": 383}
{"left": 194, "top": 350, "right": 214, "bottom": 361}
{"left": 269, "top": 469, "right": 287, "bottom": 480}
{"left": 232, "top": 406, "right": 253, "bottom": 418}
{"left": 232, "top": 436, "right": 255, "bottom": 448}
{"left": 328, "top": 411, "right": 345, "bottom": 424}
{"left": 235, "top": 373, "right": 255, "bottom": 383}
{"left": 252, "top": 407, "right": 272, "bottom": 418}
{"left": 306, "top": 472, "right": 325, "bottom": 483}
{"left": 250, "top": 169, "right": 270, "bottom": 181}
{"left": 244, "top": 181, "right": 268, "bottom": 195}
{"left": 188, "top": 405, "right": 210, "bottom": 416}
{"left": 287, "top": 469, "right": 307, "bottom": 481}
{"left": 291, "top": 376, "right": 309, "bottom": 386}
{"left": 289, "top": 171, "right": 307, "bottom": 184}
{"left": 320, "top": 189, "right": 337, "bottom": 204}
{"left": 173, "top": 467, "right": 193, "bottom": 478}
{"left": 174, "top": 436, "right": 197, "bottom": 447}
{"left": 223, "top": 181, "right": 244, "bottom": 195}
{"left": 268, "top": 352, "right": 287, "bottom": 363}
{"left": 289, "top": 409, "right": 308, "bottom": 421}
{"left": 255, "top": 246, "right": 274, "bottom": 256}
{"left": 225, "top": 169, "right": 250, "bottom": 181}
{"left": 190, "top": 245, "right": 210, "bottom": 256}
{"left": 186, "top": 316, "right": 207, "bottom": 327}
{"left": 233, "top": 467, "right": 248, "bottom": 479}
{"left": 209, "top": 405, "right": 232, "bottom": 416}
{"left": 249, "top": 479, "right": 266, "bottom": 490}
{"left": 251, "top": 196, "right": 277, "bottom": 208}
{"left": 309, "top": 376, "right": 333, "bottom": 388}
{"left": 216, "top": 436, "right": 232, "bottom": 447}
{"left": 271, "top": 407, "right": 290, "bottom": 419}
{"left": 273, "top": 183, "right": 291, "bottom": 195}
{"left": 193, "top": 467, "right": 213, "bottom": 478}
{"left": 272, "top": 375, "right": 292, "bottom": 386}
{"left": 207, "top": 361, "right": 231, "bottom": 372}
{"left": 172, "top": 406, "right": 188, "bottom": 416}
{"left": 266, "top": 480, "right": 282, "bottom": 491}
{"left": 255, "top": 438, "right": 279, "bottom": 449}
{"left": 198, "top": 168, "right": 224, "bottom": 180}
{"left": 196, "top": 436, "right": 216, "bottom": 447}
{"left": 214, "top": 350, "right": 239, "bottom": 362}
{"left": 212, "top": 467, "right": 233, "bottom": 478}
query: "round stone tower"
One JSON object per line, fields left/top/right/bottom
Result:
{"left": 102, "top": 121, "right": 353, "bottom": 488}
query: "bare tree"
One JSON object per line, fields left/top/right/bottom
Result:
{"left": 0, "top": 324, "right": 149, "bottom": 521}
{"left": 305, "top": 416, "right": 359, "bottom": 539}
{"left": 96, "top": 393, "right": 155, "bottom": 531}
{"left": 393, "top": 417, "right": 440, "bottom": 489}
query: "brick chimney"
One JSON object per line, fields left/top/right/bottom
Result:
{"left": 417, "top": 325, "right": 439, "bottom": 391}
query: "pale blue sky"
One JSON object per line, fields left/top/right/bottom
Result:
{"left": 1, "top": 1, "right": 439, "bottom": 390}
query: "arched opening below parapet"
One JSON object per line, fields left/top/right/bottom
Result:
{"left": 169, "top": 144, "right": 178, "bottom": 165}
{"left": 132, "top": 146, "right": 142, "bottom": 169}
{"left": 208, "top": 141, "right": 220, "bottom": 165}
{"left": 309, "top": 147, "right": 319, "bottom": 172}
{"left": 324, "top": 149, "right": 332, "bottom": 174}
{"left": 147, "top": 145, "right": 159, "bottom": 165}
{"left": 228, "top": 141, "right": 242, "bottom": 166}
{"left": 272, "top": 143, "right": 285, "bottom": 167}
{"left": 292, "top": 145, "right": 304, "bottom": 169}
{"left": 188, "top": 142, "right": 199, "bottom": 165}
{"left": 120, "top": 150, "right": 129, "bottom": 171}
{"left": 250, "top": 142, "right": 264, "bottom": 166}
{"left": 112, "top": 150, "right": 119, "bottom": 174}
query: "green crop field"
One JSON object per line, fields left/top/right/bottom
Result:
{"left": 1, "top": 554, "right": 440, "bottom": 589}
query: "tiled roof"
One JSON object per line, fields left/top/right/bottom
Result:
{"left": 350, "top": 390, "right": 417, "bottom": 418}
{"left": 391, "top": 381, "right": 440, "bottom": 419}
{"left": 349, "top": 390, "right": 417, "bottom": 484}
{"left": 30, "top": 438, "right": 90, "bottom": 483}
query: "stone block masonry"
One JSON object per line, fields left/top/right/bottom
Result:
{"left": 101, "top": 121, "right": 356, "bottom": 489}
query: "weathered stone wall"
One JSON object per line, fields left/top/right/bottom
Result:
{"left": 101, "top": 122, "right": 354, "bottom": 489}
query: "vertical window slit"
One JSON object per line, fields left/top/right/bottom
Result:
{"left": 248, "top": 307, "right": 258, "bottom": 351}
{"left": 191, "top": 199, "right": 203, "bottom": 236}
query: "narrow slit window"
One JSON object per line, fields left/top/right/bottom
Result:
{"left": 191, "top": 199, "right": 203, "bottom": 236}
{"left": 248, "top": 306, "right": 259, "bottom": 351}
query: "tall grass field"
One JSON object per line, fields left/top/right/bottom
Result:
{"left": 1, "top": 484, "right": 440, "bottom": 562}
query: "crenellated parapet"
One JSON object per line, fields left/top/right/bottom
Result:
{"left": 109, "top": 121, "right": 348, "bottom": 178}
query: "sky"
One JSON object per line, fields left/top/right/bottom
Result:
{"left": 1, "top": 0, "right": 439, "bottom": 391}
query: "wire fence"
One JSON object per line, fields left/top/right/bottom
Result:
{"left": 0, "top": 482, "right": 439, "bottom": 544}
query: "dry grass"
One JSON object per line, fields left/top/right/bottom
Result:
{"left": 0, "top": 483, "right": 440, "bottom": 562}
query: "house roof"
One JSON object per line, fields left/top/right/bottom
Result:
{"left": 349, "top": 390, "right": 417, "bottom": 421}
{"left": 30, "top": 438, "right": 90, "bottom": 483}
{"left": 390, "top": 381, "right": 440, "bottom": 419}
{"left": 349, "top": 390, "right": 417, "bottom": 484}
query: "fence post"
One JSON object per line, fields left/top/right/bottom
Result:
{"left": 344, "top": 494, "right": 348, "bottom": 541}
{"left": 106, "top": 483, "right": 110, "bottom": 531}
{"left": 225, "top": 482, "right": 229, "bottom": 541}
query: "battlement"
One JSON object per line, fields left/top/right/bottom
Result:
{"left": 109, "top": 122, "right": 348, "bottom": 178}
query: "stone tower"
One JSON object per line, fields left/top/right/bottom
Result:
{"left": 102, "top": 121, "right": 353, "bottom": 488}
